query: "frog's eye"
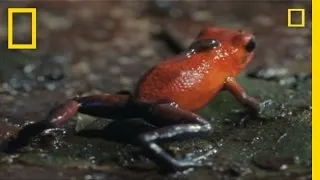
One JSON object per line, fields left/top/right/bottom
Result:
{"left": 188, "top": 39, "right": 220, "bottom": 53}
{"left": 244, "top": 38, "right": 256, "bottom": 52}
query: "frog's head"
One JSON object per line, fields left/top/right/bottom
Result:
{"left": 189, "top": 26, "right": 256, "bottom": 75}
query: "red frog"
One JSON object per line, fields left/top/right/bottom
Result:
{"left": 2, "top": 26, "right": 261, "bottom": 172}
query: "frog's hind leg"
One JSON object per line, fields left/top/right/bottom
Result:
{"left": 0, "top": 93, "right": 132, "bottom": 153}
{"left": 135, "top": 102, "right": 213, "bottom": 172}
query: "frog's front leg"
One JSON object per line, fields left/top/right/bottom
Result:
{"left": 224, "top": 76, "right": 261, "bottom": 114}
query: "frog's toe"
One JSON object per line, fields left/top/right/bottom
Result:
{"left": 260, "top": 99, "right": 273, "bottom": 108}
{"left": 258, "top": 99, "right": 273, "bottom": 114}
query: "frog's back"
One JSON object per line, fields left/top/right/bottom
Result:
{"left": 135, "top": 55, "right": 227, "bottom": 111}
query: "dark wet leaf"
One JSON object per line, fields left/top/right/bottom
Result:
{"left": 252, "top": 154, "right": 296, "bottom": 171}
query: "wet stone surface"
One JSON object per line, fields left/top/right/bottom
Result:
{"left": 0, "top": 1, "right": 311, "bottom": 180}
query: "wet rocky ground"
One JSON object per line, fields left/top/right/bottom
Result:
{"left": 0, "top": 0, "right": 311, "bottom": 180}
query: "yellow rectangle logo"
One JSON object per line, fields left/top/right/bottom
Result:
{"left": 287, "top": 8, "right": 305, "bottom": 27}
{"left": 7, "top": 8, "right": 37, "bottom": 49}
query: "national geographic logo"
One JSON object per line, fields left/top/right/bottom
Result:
{"left": 7, "top": 8, "right": 37, "bottom": 49}
{"left": 287, "top": 8, "right": 306, "bottom": 28}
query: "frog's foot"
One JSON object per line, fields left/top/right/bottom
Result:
{"left": 231, "top": 99, "right": 273, "bottom": 127}
{"left": 246, "top": 99, "right": 273, "bottom": 116}
{"left": 259, "top": 99, "right": 273, "bottom": 111}
{"left": 160, "top": 159, "right": 212, "bottom": 173}
{"left": 0, "top": 121, "right": 55, "bottom": 153}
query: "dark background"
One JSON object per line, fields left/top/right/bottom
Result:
{"left": 0, "top": 1, "right": 312, "bottom": 180}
